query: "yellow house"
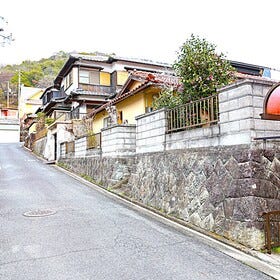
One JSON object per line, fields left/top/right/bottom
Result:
{"left": 19, "top": 86, "right": 43, "bottom": 134}
{"left": 19, "top": 86, "right": 43, "bottom": 119}
{"left": 89, "top": 71, "right": 180, "bottom": 133}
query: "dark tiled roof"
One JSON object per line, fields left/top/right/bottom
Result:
{"left": 70, "top": 53, "right": 171, "bottom": 68}
{"left": 128, "top": 71, "right": 180, "bottom": 85}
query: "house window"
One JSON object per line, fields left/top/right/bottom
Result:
{"left": 118, "top": 111, "right": 123, "bottom": 124}
{"left": 79, "top": 69, "right": 100, "bottom": 85}
{"left": 79, "top": 70, "right": 90, "bottom": 84}
{"left": 103, "top": 117, "right": 110, "bottom": 128}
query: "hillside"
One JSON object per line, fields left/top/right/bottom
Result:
{"left": 0, "top": 51, "right": 69, "bottom": 107}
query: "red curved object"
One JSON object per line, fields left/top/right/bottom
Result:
{"left": 266, "top": 85, "right": 280, "bottom": 115}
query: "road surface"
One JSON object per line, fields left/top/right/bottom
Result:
{"left": 0, "top": 143, "right": 273, "bottom": 280}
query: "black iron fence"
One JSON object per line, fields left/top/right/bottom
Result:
{"left": 262, "top": 210, "right": 280, "bottom": 254}
{"left": 166, "top": 95, "right": 219, "bottom": 133}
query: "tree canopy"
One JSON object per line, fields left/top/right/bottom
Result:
{"left": 0, "top": 51, "right": 68, "bottom": 107}
{"left": 154, "top": 34, "right": 235, "bottom": 109}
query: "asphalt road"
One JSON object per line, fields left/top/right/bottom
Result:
{"left": 0, "top": 143, "right": 273, "bottom": 280}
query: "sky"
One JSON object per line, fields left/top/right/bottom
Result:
{"left": 1, "top": 0, "right": 280, "bottom": 71}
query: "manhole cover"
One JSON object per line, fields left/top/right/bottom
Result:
{"left": 23, "top": 209, "right": 57, "bottom": 217}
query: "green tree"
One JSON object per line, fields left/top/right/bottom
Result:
{"left": 173, "top": 34, "right": 235, "bottom": 103}
{"left": 2, "top": 51, "right": 68, "bottom": 89}
{"left": 153, "top": 86, "right": 181, "bottom": 109}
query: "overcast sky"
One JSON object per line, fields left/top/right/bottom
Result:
{"left": 1, "top": 0, "right": 280, "bottom": 70}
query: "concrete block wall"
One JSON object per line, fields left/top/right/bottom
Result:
{"left": 56, "top": 123, "right": 75, "bottom": 160}
{"left": 60, "top": 142, "right": 66, "bottom": 158}
{"left": 166, "top": 125, "right": 220, "bottom": 150}
{"left": 136, "top": 109, "right": 167, "bottom": 154}
{"left": 0, "top": 119, "right": 20, "bottom": 143}
{"left": 218, "top": 79, "right": 275, "bottom": 146}
{"left": 75, "top": 137, "right": 87, "bottom": 157}
{"left": 86, "top": 147, "right": 102, "bottom": 157}
{"left": 135, "top": 78, "right": 279, "bottom": 153}
{"left": 56, "top": 78, "right": 280, "bottom": 159}
{"left": 101, "top": 124, "right": 136, "bottom": 157}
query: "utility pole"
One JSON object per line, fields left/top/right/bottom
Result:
{"left": 17, "top": 70, "right": 21, "bottom": 119}
{"left": 7, "top": 81, "right": 10, "bottom": 108}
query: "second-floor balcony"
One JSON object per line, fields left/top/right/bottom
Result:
{"left": 42, "top": 89, "right": 66, "bottom": 106}
{"left": 77, "top": 84, "right": 114, "bottom": 96}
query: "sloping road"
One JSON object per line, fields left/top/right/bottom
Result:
{"left": 0, "top": 143, "right": 274, "bottom": 280}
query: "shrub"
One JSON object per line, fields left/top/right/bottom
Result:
{"left": 173, "top": 34, "right": 235, "bottom": 103}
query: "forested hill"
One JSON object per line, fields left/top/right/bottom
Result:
{"left": 1, "top": 51, "right": 68, "bottom": 88}
{"left": 0, "top": 51, "right": 69, "bottom": 107}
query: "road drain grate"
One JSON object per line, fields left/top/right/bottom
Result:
{"left": 23, "top": 209, "right": 57, "bottom": 217}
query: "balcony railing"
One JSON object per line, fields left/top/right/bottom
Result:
{"left": 50, "top": 109, "right": 87, "bottom": 122}
{"left": 42, "top": 89, "right": 66, "bottom": 106}
{"left": 65, "top": 108, "right": 88, "bottom": 120}
{"left": 78, "top": 84, "right": 114, "bottom": 96}
{"left": 167, "top": 95, "right": 219, "bottom": 133}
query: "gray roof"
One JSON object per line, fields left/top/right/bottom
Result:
{"left": 70, "top": 53, "right": 171, "bottom": 68}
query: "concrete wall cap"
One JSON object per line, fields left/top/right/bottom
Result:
{"left": 218, "top": 78, "right": 275, "bottom": 93}
{"left": 135, "top": 108, "right": 166, "bottom": 120}
{"left": 101, "top": 124, "right": 136, "bottom": 132}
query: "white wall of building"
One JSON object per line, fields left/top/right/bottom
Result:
{"left": 0, "top": 120, "right": 20, "bottom": 143}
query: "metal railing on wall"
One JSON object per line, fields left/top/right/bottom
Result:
{"left": 262, "top": 210, "right": 280, "bottom": 254}
{"left": 65, "top": 141, "right": 75, "bottom": 154}
{"left": 166, "top": 95, "right": 219, "bottom": 133}
{"left": 86, "top": 133, "right": 101, "bottom": 149}
{"left": 253, "top": 136, "right": 280, "bottom": 150}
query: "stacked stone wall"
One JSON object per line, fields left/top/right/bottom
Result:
{"left": 32, "top": 137, "right": 47, "bottom": 156}
{"left": 56, "top": 78, "right": 280, "bottom": 249}
{"left": 126, "top": 145, "right": 280, "bottom": 249}
{"left": 59, "top": 156, "right": 135, "bottom": 187}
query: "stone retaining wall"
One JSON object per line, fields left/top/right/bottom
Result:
{"left": 59, "top": 156, "right": 135, "bottom": 187}
{"left": 32, "top": 137, "right": 47, "bottom": 156}
{"left": 59, "top": 144, "right": 280, "bottom": 249}
{"left": 55, "top": 78, "right": 280, "bottom": 250}
{"left": 126, "top": 145, "right": 280, "bottom": 249}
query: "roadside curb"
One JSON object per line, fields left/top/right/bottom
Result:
{"left": 53, "top": 164, "right": 280, "bottom": 280}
